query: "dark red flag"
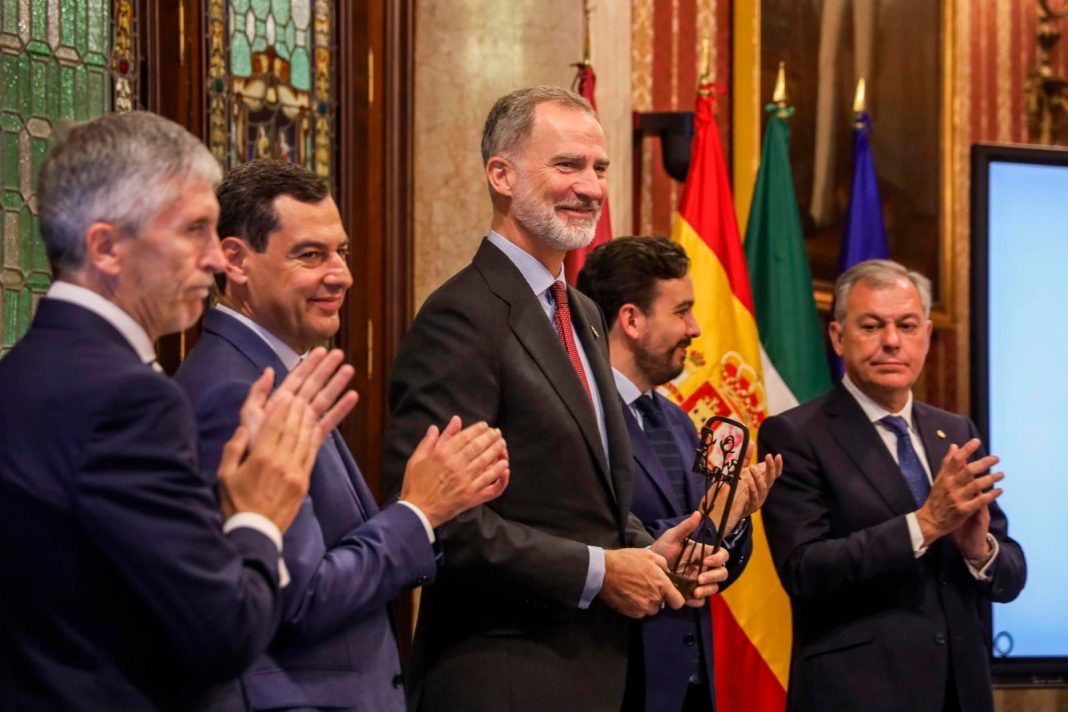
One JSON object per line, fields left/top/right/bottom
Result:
{"left": 565, "top": 64, "right": 612, "bottom": 285}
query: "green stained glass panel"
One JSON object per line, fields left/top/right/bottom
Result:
{"left": 0, "top": 0, "right": 126, "bottom": 354}
{"left": 231, "top": 34, "right": 252, "bottom": 76}
{"left": 290, "top": 47, "right": 309, "bottom": 92}
{"left": 233, "top": 0, "right": 250, "bottom": 13}
{"left": 251, "top": 0, "right": 269, "bottom": 20}
{"left": 271, "top": 0, "right": 290, "bottom": 26}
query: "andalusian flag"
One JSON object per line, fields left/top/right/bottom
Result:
{"left": 666, "top": 85, "right": 789, "bottom": 711}
{"left": 744, "top": 105, "right": 831, "bottom": 413}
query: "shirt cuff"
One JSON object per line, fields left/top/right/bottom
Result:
{"left": 397, "top": 500, "right": 436, "bottom": 544}
{"left": 223, "top": 512, "right": 290, "bottom": 588}
{"left": 905, "top": 512, "right": 929, "bottom": 558}
{"left": 579, "top": 546, "right": 606, "bottom": 609}
{"left": 965, "top": 533, "right": 1000, "bottom": 580}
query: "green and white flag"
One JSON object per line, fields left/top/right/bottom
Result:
{"left": 744, "top": 106, "right": 831, "bottom": 413}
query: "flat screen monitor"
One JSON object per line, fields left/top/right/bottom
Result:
{"left": 971, "top": 142, "right": 1068, "bottom": 684}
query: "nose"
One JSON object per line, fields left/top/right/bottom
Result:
{"left": 685, "top": 312, "right": 701, "bottom": 339}
{"left": 324, "top": 252, "right": 353, "bottom": 289}
{"left": 882, "top": 324, "right": 901, "bottom": 349}
{"left": 202, "top": 233, "right": 226, "bottom": 274}
{"left": 574, "top": 165, "right": 606, "bottom": 203}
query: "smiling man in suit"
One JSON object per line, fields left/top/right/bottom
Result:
{"left": 383, "top": 86, "right": 730, "bottom": 712}
{"left": 760, "top": 259, "right": 1026, "bottom": 712}
{"left": 578, "top": 236, "right": 782, "bottom": 712}
{"left": 175, "top": 159, "right": 509, "bottom": 711}
{"left": 0, "top": 112, "right": 346, "bottom": 710}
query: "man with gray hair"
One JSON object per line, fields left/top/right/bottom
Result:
{"left": 383, "top": 86, "right": 728, "bottom": 711}
{"left": 760, "top": 258, "right": 1026, "bottom": 712}
{"left": 0, "top": 111, "right": 355, "bottom": 710}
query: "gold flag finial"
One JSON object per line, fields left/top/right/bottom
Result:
{"left": 772, "top": 61, "right": 787, "bottom": 107}
{"left": 582, "top": 1, "right": 592, "bottom": 66}
{"left": 698, "top": 37, "right": 711, "bottom": 85}
{"left": 853, "top": 77, "right": 867, "bottom": 114}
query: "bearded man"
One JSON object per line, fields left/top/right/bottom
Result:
{"left": 382, "top": 86, "right": 730, "bottom": 712}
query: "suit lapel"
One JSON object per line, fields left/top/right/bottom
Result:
{"left": 206, "top": 309, "right": 375, "bottom": 519}
{"left": 203, "top": 309, "right": 289, "bottom": 377}
{"left": 623, "top": 403, "right": 685, "bottom": 514}
{"left": 825, "top": 383, "right": 918, "bottom": 516}
{"left": 913, "top": 402, "right": 949, "bottom": 485}
{"left": 473, "top": 241, "right": 615, "bottom": 501}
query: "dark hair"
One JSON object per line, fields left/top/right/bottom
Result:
{"left": 576, "top": 236, "right": 690, "bottom": 329}
{"left": 216, "top": 159, "right": 330, "bottom": 251}
{"left": 214, "top": 159, "right": 330, "bottom": 289}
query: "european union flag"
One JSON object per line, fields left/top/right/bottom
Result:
{"left": 838, "top": 111, "right": 889, "bottom": 271}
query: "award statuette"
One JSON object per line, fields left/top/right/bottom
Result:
{"left": 665, "top": 415, "right": 750, "bottom": 598}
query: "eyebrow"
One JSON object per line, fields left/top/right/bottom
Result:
{"left": 552, "top": 152, "right": 610, "bottom": 169}
{"left": 288, "top": 239, "right": 349, "bottom": 255}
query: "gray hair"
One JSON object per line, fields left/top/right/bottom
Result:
{"left": 480, "top": 85, "right": 594, "bottom": 166}
{"left": 832, "top": 259, "right": 932, "bottom": 322}
{"left": 37, "top": 111, "right": 222, "bottom": 275}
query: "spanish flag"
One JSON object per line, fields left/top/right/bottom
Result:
{"left": 667, "top": 83, "right": 790, "bottom": 711}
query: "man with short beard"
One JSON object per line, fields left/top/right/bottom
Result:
{"left": 578, "top": 236, "right": 781, "bottom": 712}
{"left": 383, "top": 87, "right": 730, "bottom": 712}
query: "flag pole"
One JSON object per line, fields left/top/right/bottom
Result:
{"left": 772, "top": 61, "right": 790, "bottom": 118}
{"left": 853, "top": 77, "right": 867, "bottom": 125}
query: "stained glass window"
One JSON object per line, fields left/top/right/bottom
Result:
{"left": 207, "top": 0, "right": 334, "bottom": 178}
{"left": 0, "top": 0, "right": 137, "bottom": 354}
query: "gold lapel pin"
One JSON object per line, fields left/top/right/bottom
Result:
{"left": 936, "top": 429, "right": 946, "bottom": 439}
{"left": 591, "top": 325, "right": 600, "bottom": 339}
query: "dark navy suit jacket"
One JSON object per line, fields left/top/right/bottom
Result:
{"left": 623, "top": 391, "right": 752, "bottom": 712}
{"left": 176, "top": 309, "right": 437, "bottom": 711}
{"left": 760, "top": 382, "right": 1026, "bottom": 712}
{"left": 0, "top": 299, "right": 282, "bottom": 710}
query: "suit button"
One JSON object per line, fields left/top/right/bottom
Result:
{"left": 684, "top": 634, "right": 696, "bottom": 647}
{"left": 934, "top": 633, "right": 947, "bottom": 645}
{"left": 939, "top": 579, "right": 948, "bottom": 587}
{"left": 392, "top": 673, "right": 404, "bottom": 689}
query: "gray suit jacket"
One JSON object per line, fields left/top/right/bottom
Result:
{"left": 383, "top": 238, "right": 652, "bottom": 712}
{"left": 760, "top": 382, "right": 1026, "bottom": 712}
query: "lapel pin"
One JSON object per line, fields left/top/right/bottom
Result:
{"left": 936, "top": 429, "right": 946, "bottom": 439}
{"left": 591, "top": 325, "right": 600, "bottom": 339}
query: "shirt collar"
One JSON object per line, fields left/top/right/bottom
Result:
{"left": 612, "top": 367, "right": 646, "bottom": 407}
{"left": 841, "top": 373, "right": 914, "bottom": 428}
{"left": 486, "top": 230, "right": 564, "bottom": 297}
{"left": 46, "top": 281, "right": 157, "bottom": 366}
{"left": 215, "top": 304, "right": 303, "bottom": 371}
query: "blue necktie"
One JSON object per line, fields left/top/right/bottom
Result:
{"left": 634, "top": 395, "right": 691, "bottom": 511}
{"left": 879, "top": 415, "right": 931, "bottom": 507}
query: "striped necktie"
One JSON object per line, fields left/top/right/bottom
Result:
{"left": 634, "top": 394, "right": 690, "bottom": 510}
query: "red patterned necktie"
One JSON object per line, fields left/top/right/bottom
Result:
{"left": 550, "top": 280, "right": 594, "bottom": 407}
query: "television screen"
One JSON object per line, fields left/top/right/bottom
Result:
{"left": 972, "top": 143, "right": 1068, "bottom": 681}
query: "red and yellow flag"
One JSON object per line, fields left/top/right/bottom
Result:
{"left": 666, "top": 83, "right": 790, "bottom": 711}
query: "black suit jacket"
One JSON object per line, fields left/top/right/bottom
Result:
{"left": 759, "top": 382, "right": 1026, "bottom": 712}
{"left": 0, "top": 299, "right": 281, "bottom": 711}
{"left": 383, "top": 239, "right": 652, "bottom": 712}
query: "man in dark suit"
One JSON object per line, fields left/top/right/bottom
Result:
{"left": 383, "top": 86, "right": 729, "bottom": 712}
{"left": 0, "top": 112, "right": 351, "bottom": 710}
{"left": 578, "top": 236, "right": 782, "bottom": 712}
{"left": 175, "top": 159, "right": 509, "bottom": 711}
{"left": 760, "top": 259, "right": 1026, "bottom": 712}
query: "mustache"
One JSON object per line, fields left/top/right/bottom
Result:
{"left": 555, "top": 198, "right": 601, "bottom": 212}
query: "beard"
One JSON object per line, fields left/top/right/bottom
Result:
{"left": 635, "top": 336, "right": 691, "bottom": 387}
{"left": 510, "top": 180, "right": 602, "bottom": 252}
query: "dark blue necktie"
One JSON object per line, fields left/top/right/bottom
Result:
{"left": 879, "top": 415, "right": 931, "bottom": 507}
{"left": 634, "top": 395, "right": 690, "bottom": 511}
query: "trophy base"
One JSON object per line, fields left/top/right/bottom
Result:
{"left": 666, "top": 572, "right": 698, "bottom": 599}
